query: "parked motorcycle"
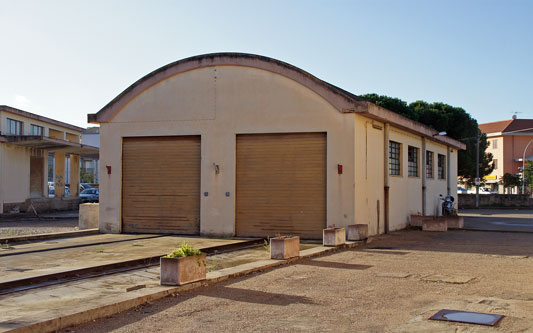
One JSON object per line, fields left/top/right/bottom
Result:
{"left": 440, "top": 194, "right": 455, "bottom": 216}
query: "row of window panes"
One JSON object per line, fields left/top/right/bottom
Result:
{"left": 389, "top": 141, "right": 446, "bottom": 179}
{"left": 6, "top": 118, "right": 43, "bottom": 136}
{"left": 6, "top": 119, "right": 22, "bottom": 135}
{"left": 389, "top": 141, "right": 401, "bottom": 176}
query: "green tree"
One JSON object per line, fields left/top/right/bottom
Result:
{"left": 80, "top": 169, "right": 95, "bottom": 184}
{"left": 361, "top": 94, "right": 494, "bottom": 186}
{"left": 502, "top": 173, "right": 521, "bottom": 194}
{"left": 524, "top": 161, "right": 533, "bottom": 192}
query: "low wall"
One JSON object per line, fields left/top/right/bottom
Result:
{"left": 458, "top": 194, "right": 532, "bottom": 209}
{"left": 2, "top": 198, "right": 82, "bottom": 214}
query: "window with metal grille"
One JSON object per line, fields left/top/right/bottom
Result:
{"left": 7, "top": 118, "right": 22, "bottom": 135}
{"left": 408, "top": 146, "right": 419, "bottom": 177}
{"left": 31, "top": 124, "right": 43, "bottom": 136}
{"left": 492, "top": 139, "right": 498, "bottom": 149}
{"left": 438, "top": 154, "right": 446, "bottom": 179}
{"left": 426, "top": 151, "right": 434, "bottom": 178}
{"left": 493, "top": 158, "right": 498, "bottom": 170}
{"left": 389, "top": 141, "right": 401, "bottom": 175}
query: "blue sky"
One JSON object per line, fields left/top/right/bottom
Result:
{"left": 0, "top": 0, "right": 531, "bottom": 127}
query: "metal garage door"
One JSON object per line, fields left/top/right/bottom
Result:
{"left": 236, "top": 133, "right": 326, "bottom": 239}
{"left": 122, "top": 136, "right": 200, "bottom": 234}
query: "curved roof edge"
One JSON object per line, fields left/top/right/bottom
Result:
{"left": 88, "top": 52, "right": 465, "bottom": 150}
{"left": 88, "top": 52, "right": 368, "bottom": 123}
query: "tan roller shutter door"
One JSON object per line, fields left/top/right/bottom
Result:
{"left": 122, "top": 136, "right": 200, "bottom": 234}
{"left": 236, "top": 133, "right": 326, "bottom": 239}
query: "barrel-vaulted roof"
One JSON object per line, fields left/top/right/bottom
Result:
{"left": 88, "top": 53, "right": 465, "bottom": 150}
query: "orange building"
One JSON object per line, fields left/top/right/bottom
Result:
{"left": 479, "top": 117, "right": 533, "bottom": 193}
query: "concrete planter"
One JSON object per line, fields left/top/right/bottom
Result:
{"left": 422, "top": 218, "right": 448, "bottom": 232}
{"left": 347, "top": 224, "right": 368, "bottom": 241}
{"left": 410, "top": 215, "right": 435, "bottom": 228}
{"left": 270, "top": 236, "right": 300, "bottom": 260}
{"left": 160, "top": 254, "right": 206, "bottom": 286}
{"left": 323, "top": 228, "right": 346, "bottom": 247}
{"left": 445, "top": 216, "right": 464, "bottom": 229}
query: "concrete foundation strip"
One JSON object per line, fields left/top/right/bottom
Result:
{"left": 5, "top": 241, "right": 362, "bottom": 333}
{"left": 0, "top": 229, "right": 99, "bottom": 244}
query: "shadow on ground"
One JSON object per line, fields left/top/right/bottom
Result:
{"left": 356, "top": 229, "right": 533, "bottom": 257}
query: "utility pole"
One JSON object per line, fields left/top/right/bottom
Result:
{"left": 522, "top": 139, "right": 533, "bottom": 195}
{"left": 475, "top": 132, "right": 479, "bottom": 208}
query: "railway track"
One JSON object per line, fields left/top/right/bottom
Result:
{"left": 0, "top": 234, "right": 168, "bottom": 257}
{"left": 0, "top": 238, "right": 264, "bottom": 296}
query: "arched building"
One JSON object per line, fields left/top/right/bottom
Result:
{"left": 89, "top": 53, "right": 465, "bottom": 239}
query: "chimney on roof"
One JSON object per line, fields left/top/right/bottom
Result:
{"left": 512, "top": 114, "right": 517, "bottom": 120}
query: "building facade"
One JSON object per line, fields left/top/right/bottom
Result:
{"left": 89, "top": 53, "right": 464, "bottom": 239}
{"left": 0, "top": 105, "right": 98, "bottom": 213}
{"left": 479, "top": 117, "right": 533, "bottom": 193}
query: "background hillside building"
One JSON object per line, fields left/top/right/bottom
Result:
{"left": 0, "top": 105, "right": 98, "bottom": 213}
{"left": 479, "top": 117, "right": 533, "bottom": 193}
{"left": 89, "top": 53, "right": 465, "bottom": 239}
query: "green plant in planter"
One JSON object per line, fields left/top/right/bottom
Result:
{"left": 165, "top": 243, "right": 205, "bottom": 266}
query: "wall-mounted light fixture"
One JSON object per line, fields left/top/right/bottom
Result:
{"left": 433, "top": 131, "right": 447, "bottom": 137}
{"left": 106, "top": 165, "right": 112, "bottom": 174}
{"left": 338, "top": 164, "right": 343, "bottom": 174}
{"left": 213, "top": 163, "right": 220, "bottom": 174}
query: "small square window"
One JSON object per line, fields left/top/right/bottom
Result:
{"left": 7, "top": 118, "right": 22, "bottom": 135}
{"left": 426, "top": 151, "right": 434, "bottom": 178}
{"left": 438, "top": 154, "right": 446, "bottom": 180}
{"left": 31, "top": 124, "right": 43, "bottom": 136}
{"left": 408, "top": 146, "right": 419, "bottom": 177}
{"left": 389, "top": 141, "right": 401, "bottom": 176}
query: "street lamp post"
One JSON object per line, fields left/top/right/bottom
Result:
{"left": 522, "top": 139, "right": 533, "bottom": 195}
{"left": 475, "top": 133, "right": 479, "bottom": 208}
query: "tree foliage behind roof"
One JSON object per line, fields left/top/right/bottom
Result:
{"left": 361, "top": 94, "right": 494, "bottom": 185}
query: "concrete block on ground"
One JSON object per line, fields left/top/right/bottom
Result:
{"left": 410, "top": 215, "right": 434, "bottom": 228}
{"left": 270, "top": 236, "right": 299, "bottom": 259}
{"left": 446, "top": 216, "right": 464, "bottom": 229}
{"left": 323, "top": 228, "right": 345, "bottom": 246}
{"left": 79, "top": 203, "right": 99, "bottom": 229}
{"left": 347, "top": 224, "right": 368, "bottom": 241}
{"left": 422, "top": 219, "right": 448, "bottom": 232}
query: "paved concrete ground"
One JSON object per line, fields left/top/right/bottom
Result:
{"left": 461, "top": 209, "right": 533, "bottom": 232}
{"left": 0, "top": 242, "right": 321, "bottom": 332}
{"left": 60, "top": 230, "right": 533, "bottom": 332}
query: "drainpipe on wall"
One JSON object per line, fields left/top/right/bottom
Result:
{"left": 384, "top": 123, "right": 390, "bottom": 234}
{"left": 447, "top": 146, "right": 451, "bottom": 196}
{"left": 422, "top": 137, "right": 427, "bottom": 216}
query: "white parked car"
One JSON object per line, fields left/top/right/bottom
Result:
{"left": 466, "top": 187, "right": 495, "bottom": 195}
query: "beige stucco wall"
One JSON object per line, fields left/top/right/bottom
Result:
{"left": 99, "top": 65, "right": 356, "bottom": 235}
{"left": 354, "top": 116, "right": 385, "bottom": 236}
{"left": 0, "top": 110, "right": 83, "bottom": 210}
{"left": 485, "top": 136, "right": 504, "bottom": 181}
{"left": 387, "top": 127, "right": 424, "bottom": 230}
{"left": 0, "top": 144, "right": 30, "bottom": 211}
{"left": 424, "top": 140, "right": 452, "bottom": 216}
